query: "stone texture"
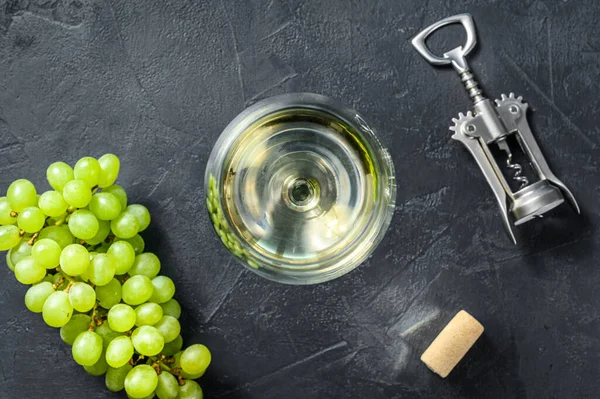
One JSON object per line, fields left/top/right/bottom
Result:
{"left": 0, "top": 0, "right": 598, "bottom": 398}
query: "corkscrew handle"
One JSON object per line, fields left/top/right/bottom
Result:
{"left": 411, "top": 13, "right": 477, "bottom": 73}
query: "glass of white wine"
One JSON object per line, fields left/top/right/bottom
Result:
{"left": 205, "top": 93, "right": 396, "bottom": 284}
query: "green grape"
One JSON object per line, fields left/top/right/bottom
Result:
{"left": 7, "top": 239, "right": 32, "bottom": 271}
{"left": 88, "top": 253, "right": 116, "bottom": 286}
{"left": 149, "top": 276, "right": 175, "bottom": 304}
{"left": 7, "top": 179, "right": 37, "bottom": 212}
{"left": 123, "top": 234, "right": 145, "bottom": 255}
{"left": 6, "top": 253, "right": 14, "bottom": 271}
{"left": 31, "top": 238, "right": 62, "bottom": 269}
{"left": 42, "top": 274, "right": 54, "bottom": 283}
{"left": 131, "top": 325, "right": 164, "bottom": 356}
{"left": 24, "top": 281, "right": 55, "bottom": 313}
{"left": 105, "top": 335, "right": 134, "bottom": 368}
{"left": 128, "top": 393, "right": 156, "bottom": 399}
{"left": 124, "top": 365, "right": 158, "bottom": 399}
{"left": 129, "top": 253, "right": 161, "bottom": 278}
{"left": 62, "top": 179, "right": 92, "bottom": 208}
{"left": 106, "top": 364, "right": 132, "bottom": 392}
{"left": 42, "top": 291, "right": 73, "bottom": 327}
{"left": 178, "top": 380, "right": 204, "bottom": 399}
{"left": 85, "top": 219, "right": 111, "bottom": 246}
{"left": 98, "top": 154, "right": 121, "bottom": 188}
{"left": 172, "top": 351, "right": 183, "bottom": 367}
{"left": 89, "top": 192, "right": 122, "bottom": 221}
{"left": 180, "top": 345, "right": 211, "bottom": 376}
{"left": 160, "top": 299, "right": 181, "bottom": 319}
{"left": 72, "top": 330, "right": 103, "bottom": 366}
{"left": 161, "top": 335, "right": 183, "bottom": 357}
{"left": 72, "top": 212, "right": 98, "bottom": 237}
{"left": 111, "top": 212, "right": 139, "bottom": 239}
{"left": 15, "top": 256, "right": 46, "bottom": 284}
{"left": 96, "top": 243, "right": 111, "bottom": 253}
{"left": 0, "top": 225, "right": 21, "bottom": 250}
{"left": 153, "top": 316, "right": 180, "bottom": 343}
{"left": 80, "top": 266, "right": 90, "bottom": 282}
{"left": 0, "top": 197, "right": 17, "bottom": 225}
{"left": 47, "top": 162, "right": 74, "bottom": 192}
{"left": 60, "top": 314, "right": 91, "bottom": 345}
{"left": 122, "top": 275, "right": 154, "bottom": 305}
{"left": 68, "top": 209, "right": 100, "bottom": 240}
{"left": 38, "top": 191, "right": 68, "bottom": 217}
{"left": 85, "top": 352, "right": 109, "bottom": 376}
{"left": 108, "top": 304, "right": 136, "bottom": 332}
{"left": 174, "top": 352, "right": 206, "bottom": 378}
{"left": 108, "top": 241, "right": 136, "bottom": 275}
{"left": 74, "top": 157, "right": 101, "bottom": 188}
{"left": 38, "top": 225, "right": 74, "bottom": 248}
{"left": 96, "top": 278, "right": 122, "bottom": 309}
{"left": 126, "top": 204, "right": 151, "bottom": 232}
{"left": 181, "top": 369, "right": 205, "bottom": 380}
{"left": 135, "top": 302, "right": 163, "bottom": 326}
{"left": 155, "top": 371, "right": 179, "bottom": 399}
{"left": 60, "top": 244, "right": 90, "bottom": 276}
{"left": 96, "top": 322, "right": 122, "bottom": 347}
{"left": 103, "top": 185, "right": 128, "bottom": 209}
{"left": 178, "top": 353, "right": 206, "bottom": 379}
{"left": 68, "top": 282, "right": 96, "bottom": 312}
{"left": 17, "top": 207, "right": 46, "bottom": 233}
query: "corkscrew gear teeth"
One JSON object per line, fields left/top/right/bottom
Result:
{"left": 412, "top": 14, "right": 579, "bottom": 244}
{"left": 495, "top": 92, "right": 524, "bottom": 106}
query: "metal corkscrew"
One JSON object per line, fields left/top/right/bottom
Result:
{"left": 411, "top": 14, "right": 579, "bottom": 243}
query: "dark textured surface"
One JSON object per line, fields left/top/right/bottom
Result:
{"left": 0, "top": 1, "right": 599, "bottom": 398}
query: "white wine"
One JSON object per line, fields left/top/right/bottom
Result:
{"left": 205, "top": 93, "right": 396, "bottom": 284}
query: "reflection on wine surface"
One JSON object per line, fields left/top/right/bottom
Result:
{"left": 205, "top": 93, "right": 396, "bottom": 284}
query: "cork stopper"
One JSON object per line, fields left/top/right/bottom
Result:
{"left": 420, "top": 310, "right": 484, "bottom": 378}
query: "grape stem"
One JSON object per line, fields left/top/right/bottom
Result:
{"left": 88, "top": 303, "right": 99, "bottom": 331}
{"left": 152, "top": 355, "right": 185, "bottom": 385}
{"left": 54, "top": 215, "right": 67, "bottom": 226}
{"left": 9, "top": 211, "right": 18, "bottom": 217}
{"left": 27, "top": 232, "right": 40, "bottom": 246}
{"left": 158, "top": 362, "right": 169, "bottom": 373}
{"left": 56, "top": 269, "right": 77, "bottom": 284}
{"left": 52, "top": 277, "right": 65, "bottom": 290}
{"left": 64, "top": 281, "right": 76, "bottom": 293}
{"left": 129, "top": 355, "right": 146, "bottom": 366}
{"left": 53, "top": 207, "right": 76, "bottom": 226}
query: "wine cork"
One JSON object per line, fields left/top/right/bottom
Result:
{"left": 420, "top": 310, "right": 484, "bottom": 378}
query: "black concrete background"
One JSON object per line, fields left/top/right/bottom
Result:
{"left": 0, "top": 1, "right": 599, "bottom": 398}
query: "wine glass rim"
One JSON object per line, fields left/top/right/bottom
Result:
{"left": 204, "top": 92, "right": 397, "bottom": 285}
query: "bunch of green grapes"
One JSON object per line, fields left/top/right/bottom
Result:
{"left": 0, "top": 155, "right": 210, "bottom": 399}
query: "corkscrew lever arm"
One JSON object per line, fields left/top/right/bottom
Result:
{"left": 412, "top": 14, "right": 485, "bottom": 103}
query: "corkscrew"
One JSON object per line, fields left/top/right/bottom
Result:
{"left": 411, "top": 14, "right": 579, "bottom": 243}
